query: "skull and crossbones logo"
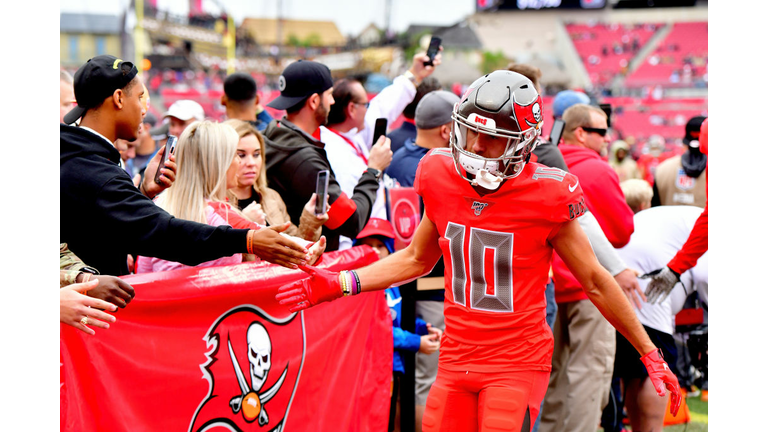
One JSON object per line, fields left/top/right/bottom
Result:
{"left": 228, "top": 322, "right": 288, "bottom": 426}
{"left": 532, "top": 102, "right": 542, "bottom": 123}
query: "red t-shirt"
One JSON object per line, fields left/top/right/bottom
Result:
{"left": 414, "top": 148, "right": 585, "bottom": 372}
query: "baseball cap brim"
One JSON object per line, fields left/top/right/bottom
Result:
{"left": 266, "top": 94, "right": 308, "bottom": 111}
{"left": 63, "top": 105, "right": 86, "bottom": 125}
{"left": 356, "top": 225, "right": 395, "bottom": 240}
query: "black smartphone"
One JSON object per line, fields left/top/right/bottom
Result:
{"left": 372, "top": 118, "right": 388, "bottom": 147}
{"left": 315, "top": 170, "right": 329, "bottom": 215}
{"left": 599, "top": 103, "right": 612, "bottom": 128}
{"left": 549, "top": 119, "right": 565, "bottom": 146}
{"left": 154, "top": 135, "right": 177, "bottom": 185}
{"left": 423, "top": 36, "right": 442, "bottom": 67}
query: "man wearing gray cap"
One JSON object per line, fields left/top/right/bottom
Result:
{"left": 386, "top": 90, "right": 459, "bottom": 188}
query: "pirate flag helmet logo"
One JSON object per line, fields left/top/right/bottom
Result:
{"left": 189, "top": 305, "right": 305, "bottom": 432}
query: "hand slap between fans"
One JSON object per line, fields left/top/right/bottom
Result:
{"left": 641, "top": 348, "right": 682, "bottom": 416}
{"left": 276, "top": 265, "right": 344, "bottom": 312}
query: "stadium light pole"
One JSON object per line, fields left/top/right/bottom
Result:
{"left": 134, "top": 0, "right": 145, "bottom": 79}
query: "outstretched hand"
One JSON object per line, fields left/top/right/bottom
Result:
{"left": 641, "top": 266, "right": 680, "bottom": 304}
{"left": 641, "top": 348, "right": 682, "bottom": 416}
{"left": 275, "top": 265, "right": 343, "bottom": 312}
{"left": 250, "top": 223, "right": 310, "bottom": 269}
{"left": 61, "top": 280, "right": 118, "bottom": 335}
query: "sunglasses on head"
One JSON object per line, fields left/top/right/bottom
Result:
{"left": 581, "top": 126, "right": 607, "bottom": 137}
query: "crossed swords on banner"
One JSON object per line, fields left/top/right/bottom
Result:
{"left": 227, "top": 338, "right": 288, "bottom": 426}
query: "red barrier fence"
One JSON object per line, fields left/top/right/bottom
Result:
{"left": 61, "top": 247, "right": 391, "bottom": 432}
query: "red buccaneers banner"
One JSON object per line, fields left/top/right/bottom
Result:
{"left": 60, "top": 247, "right": 392, "bottom": 432}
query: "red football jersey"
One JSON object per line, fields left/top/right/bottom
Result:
{"left": 414, "top": 148, "right": 586, "bottom": 372}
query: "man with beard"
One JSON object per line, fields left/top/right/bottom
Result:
{"left": 264, "top": 60, "right": 385, "bottom": 251}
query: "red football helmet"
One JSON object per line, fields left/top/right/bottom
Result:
{"left": 451, "top": 70, "right": 543, "bottom": 190}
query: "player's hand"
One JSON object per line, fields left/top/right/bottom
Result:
{"left": 419, "top": 335, "right": 440, "bottom": 355}
{"left": 368, "top": 136, "right": 393, "bottom": 172}
{"left": 250, "top": 224, "right": 310, "bottom": 269}
{"left": 640, "top": 348, "right": 682, "bottom": 416}
{"left": 614, "top": 268, "right": 646, "bottom": 309}
{"left": 641, "top": 267, "right": 680, "bottom": 304}
{"left": 276, "top": 265, "right": 343, "bottom": 312}
{"left": 87, "top": 275, "right": 136, "bottom": 309}
{"left": 426, "top": 323, "right": 443, "bottom": 343}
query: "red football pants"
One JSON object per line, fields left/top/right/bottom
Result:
{"left": 422, "top": 366, "right": 550, "bottom": 432}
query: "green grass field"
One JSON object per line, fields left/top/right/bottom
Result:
{"left": 599, "top": 393, "right": 707, "bottom": 431}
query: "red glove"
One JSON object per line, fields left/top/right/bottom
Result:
{"left": 276, "top": 265, "right": 343, "bottom": 312}
{"left": 640, "top": 348, "right": 682, "bottom": 416}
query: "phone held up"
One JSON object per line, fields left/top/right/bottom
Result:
{"left": 549, "top": 119, "right": 565, "bottom": 147}
{"left": 423, "top": 36, "right": 442, "bottom": 67}
{"left": 372, "top": 118, "right": 388, "bottom": 147}
{"left": 154, "top": 135, "right": 178, "bottom": 185}
{"left": 315, "top": 170, "right": 330, "bottom": 216}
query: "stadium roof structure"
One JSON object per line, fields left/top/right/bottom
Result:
{"left": 60, "top": 13, "right": 121, "bottom": 35}
{"left": 240, "top": 18, "right": 347, "bottom": 47}
{"left": 404, "top": 22, "right": 483, "bottom": 50}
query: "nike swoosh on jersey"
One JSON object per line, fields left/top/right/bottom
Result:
{"left": 568, "top": 180, "right": 579, "bottom": 192}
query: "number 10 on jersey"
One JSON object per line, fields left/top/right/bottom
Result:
{"left": 445, "top": 222, "right": 514, "bottom": 313}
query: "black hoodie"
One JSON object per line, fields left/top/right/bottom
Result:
{"left": 264, "top": 119, "right": 379, "bottom": 251}
{"left": 60, "top": 125, "right": 248, "bottom": 276}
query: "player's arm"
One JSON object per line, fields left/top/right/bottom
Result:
{"left": 550, "top": 219, "right": 652, "bottom": 353}
{"left": 357, "top": 214, "right": 443, "bottom": 292}
{"left": 276, "top": 214, "right": 443, "bottom": 311}
{"left": 549, "top": 219, "right": 682, "bottom": 414}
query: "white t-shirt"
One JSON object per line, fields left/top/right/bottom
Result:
{"left": 320, "top": 74, "right": 417, "bottom": 250}
{"left": 617, "top": 206, "right": 708, "bottom": 335}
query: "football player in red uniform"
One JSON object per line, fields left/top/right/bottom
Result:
{"left": 277, "top": 71, "right": 680, "bottom": 432}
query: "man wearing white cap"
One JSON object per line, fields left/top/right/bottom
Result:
{"left": 164, "top": 99, "right": 205, "bottom": 138}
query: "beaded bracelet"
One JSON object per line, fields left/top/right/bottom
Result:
{"left": 339, "top": 271, "right": 350, "bottom": 296}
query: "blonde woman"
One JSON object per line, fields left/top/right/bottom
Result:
{"left": 136, "top": 121, "right": 323, "bottom": 273}
{"left": 224, "top": 119, "right": 327, "bottom": 242}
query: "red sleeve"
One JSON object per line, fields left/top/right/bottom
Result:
{"left": 325, "top": 192, "right": 357, "bottom": 230}
{"left": 581, "top": 161, "right": 634, "bottom": 248}
{"left": 668, "top": 201, "right": 708, "bottom": 275}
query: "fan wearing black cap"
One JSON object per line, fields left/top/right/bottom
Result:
{"left": 263, "top": 60, "right": 381, "bottom": 252}
{"left": 61, "top": 55, "right": 311, "bottom": 276}
{"left": 651, "top": 115, "right": 708, "bottom": 208}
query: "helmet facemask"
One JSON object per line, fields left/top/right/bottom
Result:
{"left": 451, "top": 109, "right": 540, "bottom": 190}
{"left": 448, "top": 70, "right": 544, "bottom": 191}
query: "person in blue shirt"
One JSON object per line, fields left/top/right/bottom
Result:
{"left": 354, "top": 218, "right": 442, "bottom": 432}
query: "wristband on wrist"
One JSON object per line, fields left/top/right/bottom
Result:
{"left": 404, "top": 70, "right": 420, "bottom": 87}
{"left": 340, "top": 271, "right": 349, "bottom": 296}
{"left": 351, "top": 270, "right": 361, "bottom": 295}
{"left": 246, "top": 230, "right": 255, "bottom": 254}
